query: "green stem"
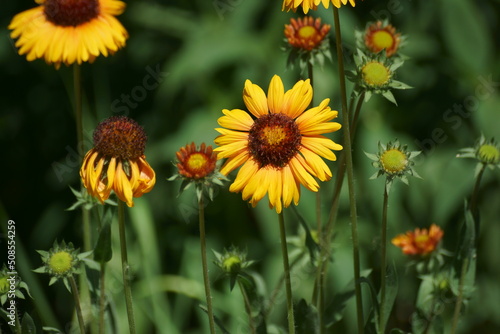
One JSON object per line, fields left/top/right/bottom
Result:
{"left": 333, "top": 7, "right": 364, "bottom": 334}
{"left": 15, "top": 308, "right": 22, "bottom": 334}
{"left": 278, "top": 211, "right": 295, "bottom": 334}
{"left": 69, "top": 275, "right": 86, "bottom": 334}
{"left": 199, "top": 197, "right": 217, "bottom": 334}
{"left": 379, "top": 182, "right": 389, "bottom": 334}
{"left": 238, "top": 279, "right": 257, "bottom": 334}
{"left": 118, "top": 201, "right": 136, "bottom": 334}
{"left": 451, "top": 164, "right": 486, "bottom": 333}
{"left": 99, "top": 262, "right": 106, "bottom": 334}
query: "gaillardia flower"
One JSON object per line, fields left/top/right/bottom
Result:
{"left": 285, "top": 16, "right": 330, "bottom": 52}
{"left": 169, "top": 142, "right": 227, "bottom": 201}
{"left": 214, "top": 75, "right": 342, "bottom": 213}
{"left": 8, "top": 0, "right": 128, "bottom": 68}
{"left": 282, "top": 0, "right": 358, "bottom": 13}
{"left": 80, "top": 116, "right": 155, "bottom": 207}
{"left": 366, "top": 140, "right": 421, "bottom": 192}
{"left": 363, "top": 21, "right": 401, "bottom": 57}
{"left": 457, "top": 136, "right": 500, "bottom": 174}
{"left": 392, "top": 224, "right": 444, "bottom": 256}
{"left": 350, "top": 51, "right": 411, "bottom": 104}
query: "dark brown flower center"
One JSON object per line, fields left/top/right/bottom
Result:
{"left": 44, "top": 0, "right": 100, "bottom": 27}
{"left": 93, "top": 116, "right": 147, "bottom": 160}
{"left": 248, "top": 113, "right": 301, "bottom": 168}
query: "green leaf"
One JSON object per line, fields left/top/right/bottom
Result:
{"left": 198, "top": 304, "right": 231, "bottom": 334}
{"left": 295, "top": 299, "right": 319, "bottom": 334}
{"left": 93, "top": 223, "right": 112, "bottom": 263}
{"left": 21, "top": 312, "right": 36, "bottom": 334}
{"left": 290, "top": 206, "right": 319, "bottom": 263}
{"left": 380, "top": 262, "right": 398, "bottom": 333}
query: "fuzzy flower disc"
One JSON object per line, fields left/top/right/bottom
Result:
{"left": 380, "top": 149, "right": 408, "bottom": 175}
{"left": 361, "top": 61, "right": 391, "bottom": 87}
{"left": 48, "top": 251, "right": 73, "bottom": 275}
{"left": 478, "top": 144, "right": 499, "bottom": 165}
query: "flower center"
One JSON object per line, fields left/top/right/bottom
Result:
{"left": 93, "top": 116, "right": 147, "bottom": 160}
{"left": 414, "top": 234, "right": 430, "bottom": 247}
{"left": 248, "top": 113, "right": 301, "bottom": 168}
{"left": 222, "top": 255, "right": 242, "bottom": 274}
{"left": 372, "top": 30, "right": 394, "bottom": 50}
{"left": 298, "top": 26, "right": 317, "bottom": 39}
{"left": 49, "top": 251, "right": 73, "bottom": 275}
{"left": 478, "top": 144, "right": 499, "bottom": 164}
{"left": 44, "top": 0, "right": 100, "bottom": 27}
{"left": 361, "top": 61, "right": 391, "bottom": 87}
{"left": 380, "top": 149, "right": 408, "bottom": 174}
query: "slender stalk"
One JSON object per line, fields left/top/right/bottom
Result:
{"left": 278, "top": 211, "right": 295, "bottom": 334}
{"left": 118, "top": 201, "right": 136, "bottom": 334}
{"left": 451, "top": 164, "right": 486, "bottom": 333}
{"left": 379, "top": 182, "right": 389, "bottom": 334}
{"left": 199, "top": 197, "right": 217, "bottom": 334}
{"left": 15, "top": 308, "right": 22, "bottom": 334}
{"left": 69, "top": 275, "right": 86, "bottom": 334}
{"left": 238, "top": 279, "right": 257, "bottom": 334}
{"left": 265, "top": 252, "right": 305, "bottom": 318}
{"left": 99, "top": 262, "right": 106, "bottom": 334}
{"left": 333, "top": 7, "right": 364, "bottom": 334}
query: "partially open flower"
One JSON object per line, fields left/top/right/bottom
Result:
{"left": 169, "top": 142, "right": 227, "bottom": 202}
{"left": 363, "top": 21, "right": 401, "bottom": 57}
{"left": 350, "top": 51, "right": 411, "bottom": 104}
{"left": 8, "top": 0, "right": 128, "bottom": 68}
{"left": 285, "top": 16, "right": 330, "bottom": 52}
{"left": 457, "top": 136, "right": 500, "bottom": 170}
{"left": 213, "top": 246, "right": 255, "bottom": 290}
{"left": 80, "top": 116, "right": 156, "bottom": 207}
{"left": 392, "top": 224, "right": 444, "bottom": 256}
{"left": 366, "top": 140, "right": 421, "bottom": 192}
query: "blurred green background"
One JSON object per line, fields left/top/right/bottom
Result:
{"left": 1, "top": 0, "right": 499, "bottom": 333}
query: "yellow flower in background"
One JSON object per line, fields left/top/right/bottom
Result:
{"left": 284, "top": 16, "right": 330, "bottom": 52}
{"left": 282, "top": 0, "right": 358, "bottom": 14}
{"left": 80, "top": 116, "right": 155, "bottom": 207}
{"left": 8, "top": 0, "right": 128, "bottom": 68}
{"left": 392, "top": 224, "right": 444, "bottom": 256}
{"left": 214, "top": 75, "right": 342, "bottom": 213}
{"left": 364, "top": 21, "right": 401, "bottom": 57}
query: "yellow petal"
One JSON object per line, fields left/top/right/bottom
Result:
{"left": 218, "top": 109, "right": 254, "bottom": 131}
{"left": 243, "top": 80, "right": 269, "bottom": 118}
{"left": 267, "top": 75, "right": 285, "bottom": 114}
{"left": 282, "top": 79, "right": 312, "bottom": 119}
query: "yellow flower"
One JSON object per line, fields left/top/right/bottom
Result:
{"left": 364, "top": 21, "right": 401, "bottom": 57}
{"left": 392, "top": 224, "right": 444, "bottom": 256}
{"left": 282, "top": 0, "right": 358, "bottom": 14}
{"left": 284, "top": 16, "right": 330, "bottom": 51}
{"left": 361, "top": 61, "right": 392, "bottom": 88}
{"left": 8, "top": 0, "right": 128, "bottom": 68}
{"left": 80, "top": 116, "right": 156, "bottom": 207}
{"left": 214, "top": 75, "right": 342, "bottom": 213}
{"left": 48, "top": 251, "right": 73, "bottom": 275}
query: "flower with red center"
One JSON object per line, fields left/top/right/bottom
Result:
{"left": 284, "top": 16, "right": 330, "bottom": 52}
{"left": 176, "top": 143, "right": 217, "bottom": 180}
{"left": 392, "top": 224, "right": 444, "bottom": 256}
{"left": 80, "top": 116, "right": 155, "bottom": 207}
{"left": 282, "top": 0, "right": 359, "bottom": 14}
{"left": 364, "top": 21, "right": 401, "bottom": 57}
{"left": 214, "top": 75, "right": 342, "bottom": 213}
{"left": 8, "top": 0, "right": 128, "bottom": 68}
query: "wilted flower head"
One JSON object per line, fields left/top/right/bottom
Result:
{"left": 80, "top": 116, "right": 156, "bottom": 207}
{"left": 392, "top": 224, "right": 444, "bottom": 256}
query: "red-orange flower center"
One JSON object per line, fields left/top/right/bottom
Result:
{"left": 176, "top": 143, "right": 217, "bottom": 179}
{"left": 44, "top": 0, "right": 100, "bottom": 27}
{"left": 248, "top": 113, "right": 301, "bottom": 168}
{"left": 93, "top": 116, "right": 147, "bottom": 160}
